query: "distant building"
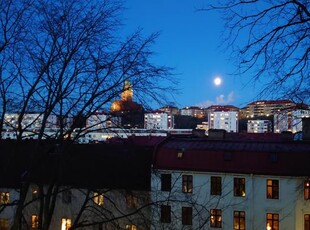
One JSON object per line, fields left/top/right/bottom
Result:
{"left": 274, "top": 105, "right": 310, "bottom": 133}
{"left": 180, "top": 106, "right": 205, "bottom": 118}
{"left": 110, "top": 80, "right": 144, "bottom": 128}
{"left": 144, "top": 111, "right": 174, "bottom": 130}
{"left": 158, "top": 105, "right": 180, "bottom": 115}
{"left": 86, "top": 112, "right": 121, "bottom": 130}
{"left": 247, "top": 120, "right": 272, "bottom": 133}
{"left": 240, "top": 100, "right": 295, "bottom": 118}
{"left": 208, "top": 107, "right": 239, "bottom": 132}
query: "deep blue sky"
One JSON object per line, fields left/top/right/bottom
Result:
{"left": 123, "top": 1, "right": 260, "bottom": 109}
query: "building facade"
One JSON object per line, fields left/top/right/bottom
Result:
{"left": 144, "top": 111, "right": 174, "bottom": 130}
{"left": 247, "top": 120, "right": 272, "bottom": 133}
{"left": 208, "top": 110, "right": 239, "bottom": 132}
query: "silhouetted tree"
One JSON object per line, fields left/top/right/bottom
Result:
{"left": 201, "top": 1, "right": 309, "bottom": 102}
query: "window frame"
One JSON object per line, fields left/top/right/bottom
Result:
{"left": 211, "top": 176, "right": 222, "bottom": 195}
{"left": 93, "top": 192, "right": 104, "bottom": 206}
{"left": 266, "top": 213, "right": 279, "bottom": 230}
{"left": 31, "top": 215, "right": 39, "bottom": 229}
{"left": 210, "top": 209, "right": 222, "bottom": 228}
{"left": 233, "top": 211, "right": 245, "bottom": 230}
{"left": 182, "top": 206, "right": 193, "bottom": 225}
{"left": 61, "top": 218, "right": 72, "bottom": 230}
{"left": 160, "top": 205, "right": 171, "bottom": 223}
{"left": 266, "top": 179, "right": 279, "bottom": 199}
{"left": 234, "top": 178, "right": 246, "bottom": 197}
{"left": 0, "top": 192, "right": 9, "bottom": 204}
{"left": 305, "top": 214, "right": 310, "bottom": 230}
{"left": 182, "top": 175, "right": 193, "bottom": 193}
{"left": 161, "top": 174, "right": 172, "bottom": 192}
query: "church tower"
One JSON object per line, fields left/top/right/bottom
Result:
{"left": 121, "top": 80, "right": 133, "bottom": 101}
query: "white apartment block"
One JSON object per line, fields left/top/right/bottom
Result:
{"left": 274, "top": 108, "right": 310, "bottom": 133}
{"left": 144, "top": 111, "right": 174, "bottom": 130}
{"left": 247, "top": 120, "right": 272, "bottom": 133}
{"left": 208, "top": 110, "right": 238, "bottom": 132}
{"left": 3, "top": 113, "right": 58, "bottom": 130}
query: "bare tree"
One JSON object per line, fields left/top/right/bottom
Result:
{"left": 0, "top": 0, "right": 175, "bottom": 229}
{"left": 200, "top": 1, "right": 309, "bottom": 102}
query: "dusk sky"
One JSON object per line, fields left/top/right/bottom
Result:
{"left": 123, "top": 1, "right": 263, "bottom": 109}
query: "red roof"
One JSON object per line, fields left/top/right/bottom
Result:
{"left": 153, "top": 137, "right": 310, "bottom": 176}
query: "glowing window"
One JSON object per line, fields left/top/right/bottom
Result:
{"left": 234, "top": 178, "right": 246, "bottom": 197}
{"left": 0, "top": 192, "right": 9, "bottom": 204}
{"left": 210, "top": 209, "right": 222, "bottom": 228}
{"left": 234, "top": 211, "right": 245, "bottom": 230}
{"left": 305, "top": 179, "right": 310, "bottom": 200}
{"left": 31, "top": 215, "right": 39, "bottom": 229}
{"left": 61, "top": 218, "right": 71, "bottom": 230}
{"left": 266, "top": 179, "right": 279, "bottom": 199}
{"left": 93, "top": 192, "right": 104, "bottom": 206}
{"left": 266, "top": 213, "right": 279, "bottom": 230}
{"left": 125, "top": 224, "right": 137, "bottom": 230}
{"left": 182, "top": 175, "right": 193, "bottom": 193}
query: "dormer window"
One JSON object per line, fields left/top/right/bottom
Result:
{"left": 177, "top": 148, "right": 185, "bottom": 159}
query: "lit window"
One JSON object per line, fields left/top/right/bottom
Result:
{"left": 160, "top": 205, "right": 171, "bottom": 223}
{"left": 61, "top": 218, "right": 71, "bottom": 230}
{"left": 305, "top": 214, "right": 310, "bottom": 230}
{"left": 234, "top": 211, "right": 245, "bottom": 230}
{"left": 161, "top": 174, "right": 171, "bottom": 191}
{"left": 210, "top": 176, "right": 221, "bottom": 195}
{"left": 234, "top": 178, "right": 246, "bottom": 197}
{"left": 125, "top": 224, "right": 137, "bottom": 230}
{"left": 210, "top": 209, "right": 222, "bottom": 228}
{"left": 305, "top": 179, "right": 310, "bottom": 200}
{"left": 126, "top": 193, "right": 138, "bottom": 208}
{"left": 62, "top": 190, "right": 72, "bottom": 204}
{"left": 182, "top": 207, "right": 192, "bottom": 225}
{"left": 0, "top": 218, "right": 9, "bottom": 230}
{"left": 31, "top": 215, "right": 39, "bottom": 229}
{"left": 267, "top": 179, "right": 279, "bottom": 199}
{"left": 93, "top": 192, "right": 104, "bottom": 206}
{"left": 0, "top": 192, "right": 9, "bottom": 204}
{"left": 182, "top": 175, "right": 193, "bottom": 193}
{"left": 266, "top": 213, "right": 279, "bottom": 230}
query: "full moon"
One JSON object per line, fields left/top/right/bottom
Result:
{"left": 214, "top": 77, "right": 222, "bottom": 86}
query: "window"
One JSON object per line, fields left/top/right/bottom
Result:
{"left": 211, "top": 176, "right": 222, "bottom": 195}
{"left": 0, "top": 192, "right": 9, "bottom": 204}
{"left": 234, "top": 211, "right": 245, "bottom": 230}
{"left": 32, "top": 186, "right": 39, "bottom": 200}
{"left": 125, "top": 224, "right": 137, "bottom": 230}
{"left": 305, "top": 179, "right": 310, "bottom": 200}
{"left": 61, "top": 218, "right": 71, "bottom": 230}
{"left": 182, "top": 175, "right": 193, "bottom": 193}
{"left": 267, "top": 179, "right": 279, "bottom": 199}
{"left": 160, "top": 205, "right": 171, "bottom": 223}
{"left": 234, "top": 178, "right": 246, "bottom": 197}
{"left": 126, "top": 193, "right": 138, "bottom": 208}
{"left": 93, "top": 192, "right": 104, "bottom": 206}
{"left": 62, "top": 190, "right": 72, "bottom": 204}
{"left": 31, "top": 215, "right": 39, "bottom": 229}
{"left": 182, "top": 207, "right": 192, "bottom": 225}
{"left": 0, "top": 219, "right": 9, "bottom": 230}
{"left": 210, "top": 209, "right": 222, "bottom": 228}
{"left": 305, "top": 214, "right": 310, "bottom": 230}
{"left": 161, "top": 174, "right": 171, "bottom": 191}
{"left": 266, "top": 213, "right": 279, "bottom": 230}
